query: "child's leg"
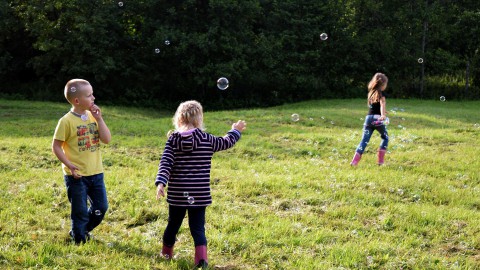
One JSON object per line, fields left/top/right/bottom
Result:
{"left": 356, "top": 124, "right": 374, "bottom": 153}
{"left": 188, "top": 207, "right": 207, "bottom": 267}
{"left": 85, "top": 173, "right": 109, "bottom": 233}
{"left": 163, "top": 205, "right": 187, "bottom": 247}
{"left": 376, "top": 125, "right": 389, "bottom": 165}
{"left": 187, "top": 207, "right": 207, "bottom": 246}
{"left": 64, "top": 175, "right": 89, "bottom": 244}
{"left": 377, "top": 125, "right": 389, "bottom": 150}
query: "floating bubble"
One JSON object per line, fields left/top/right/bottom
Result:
{"left": 384, "top": 117, "right": 390, "bottom": 125}
{"left": 330, "top": 121, "right": 335, "bottom": 125}
{"left": 366, "top": 256, "right": 374, "bottom": 266}
{"left": 418, "top": 58, "right": 423, "bottom": 64}
{"left": 364, "top": 130, "right": 370, "bottom": 135}
{"left": 118, "top": 2, "right": 124, "bottom": 7}
{"left": 291, "top": 113, "right": 300, "bottom": 122}
{"left": 94, "top": 210, "right": 102, "bottom": 216}
{"left": 474, "top": 123, "right": 480, "bottom": 128}
{"left": 321, "top": 116, "right": 325, "bottom": 120}
{"left": 165, "top": 40, "right": 170, "bottom": 46}
{"left": 70, "top": 87, "right": 76, "bottom": 92}
{"left": 154, "top": 48, "right": 160, "bottom": 54}
{"left": 183, "top": 192, "right": 189, "bottom": 197}
{"left": 440, "top": 96, "right": 446, "bottom": 102}
{"left": 187, "top": 196, "right": 195, "bottom": 204}
{"left": 320, "top": 33, "right": 328, "bottom": 41}
{"left": 217, "top": 77, "right": 229, "bottom": 90}
{"left": 398, "top": 125, "right": 403, "bottom": 129}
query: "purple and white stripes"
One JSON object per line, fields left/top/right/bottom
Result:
{"left": 155, "top": 128, "right": 241, "bottom": 207}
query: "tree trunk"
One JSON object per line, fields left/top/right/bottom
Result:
{"left": 420, "top": 19, "right": 427, "bottom": 98}
{"left": 465, "top": 56, "right": 470, "bottom": 98}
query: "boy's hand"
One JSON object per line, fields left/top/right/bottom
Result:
{"left": 69, "top": 164, "right": 81, "bottom": 179}
{"left": 232, "top": 120, "right": 246, "bottom": 132}
{"left": 89, "top": 104, "right": 102, "bottom": 119}
{"left": 156, "top": 185, "right": 165, "bottom": 199}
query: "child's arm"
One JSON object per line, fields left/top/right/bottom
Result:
{"left": 52, "top": 139, "right": 81, "bottom": 178}
{"left": 155, "top": 140, "right": 174, "bottom": 197}
{"left": 210, "top": 120, "right": 246, "bottom": 152}
{"left": 379, "top": 97, "right": 387, "bottom": 120}
{"left": 90, "top": 104, "right": 111, "bottom": 144}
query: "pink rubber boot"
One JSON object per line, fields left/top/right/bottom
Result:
{"left": 377, "top": 149, "right": 386, "bottom": 165}
{"left": 350, "top": 152, "right": 362, "bottom": 166}
{"left": 194, "top": 245, "right": 208, "bottom": 269}
{"left": 161, "top": 245, "right": 173, "bottom": 259}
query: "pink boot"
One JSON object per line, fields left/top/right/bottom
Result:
{"left": 194, "top": 245, "right": 208, "bottom": 269}
{"left": 377, "top": 149, "right": 386, "bottom": 165}
{"left": 161, "top": 244, "right": 174, "bottom": 259}
{"left": 350, "top": 152, "right": 362, "bottom": 166}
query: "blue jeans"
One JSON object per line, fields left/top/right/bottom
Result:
{"left": 64, "top": 173, "right": 108, "bottom": 244}
{"left": 163, "top": 205, "right": 207, "bottom": 247}
{"left": 355, "top": 115, "right": 389, "bottom": 154}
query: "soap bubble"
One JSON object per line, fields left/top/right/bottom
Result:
{"left": 384, "top": 117, "right": 390, "bottom": 125}
{"left": 70, "top": 87, "right": 76, "bottom": 92}
{"left": 187, "top": 196, "right": 195, "bottom": 204}
{"left": 118, "top": 2, "right": 124, "bottom": 7}
{"left": 183, "top": 192, "right": 189, "bottom": 197}
{"left": 154, "top": 48, "right": 160, "bottom": 54}
{"left": 474, "top": 123, "right": 480, "bottom": 128}
{"left": 94, "top": 210, "right": 102, "bottom": 216}
{"left": 418, "top": 58, "right": 423, "bottom": 64}
{"left": 165, "top": 40, "right": 170, "bottom": 46}
{"left": 291, "top": 113, "right": 300, "bottom": 122}
{"left": 217, "top": 77, "right": 229, "bottom": 90}
{"left": 440, "top": 96, "right": 446, "bottom": 102}
{"left": 320, "top": 33, "right": 328, "bottom": 41}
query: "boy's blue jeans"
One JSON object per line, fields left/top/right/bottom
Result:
{"left": 356, "top": 115, "right": 389, "bottom": 154}
{"left": 163, "top": 205, "right": 207, "bottom": 247}
{"left": 64, "top": 173, "right": 108, "bottom": 244}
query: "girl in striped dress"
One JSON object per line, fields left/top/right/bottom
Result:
{"left": 155, "top": 100, "right": 246, "bottom": 269}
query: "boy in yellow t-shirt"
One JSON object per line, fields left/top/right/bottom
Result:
{"left": 52, "top": 79, "right": 111, "bottom": 244}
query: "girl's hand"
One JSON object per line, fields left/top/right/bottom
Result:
{"left": 232, "top": 120, "right": 247, "bottom": 132}
{"left": 156, "top": 185, "right": 165, "bottom": 199}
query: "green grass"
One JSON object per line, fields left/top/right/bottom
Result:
{"left": 1, "top": 98, "right": 479, "bottom": 269}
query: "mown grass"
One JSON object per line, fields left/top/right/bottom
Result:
{"left": 0, "top": 98, "right": 479, "bottom": 269}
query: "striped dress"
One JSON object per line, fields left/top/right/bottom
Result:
{"left": 155, "top": 128, "right": 241, "bottom": 207}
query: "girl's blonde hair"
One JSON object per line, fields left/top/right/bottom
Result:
{"left": 367, "top": 73, "right": 388, "bottom": 104}
{"left": 172, "top": 100, "right": 204, "bottom": 132}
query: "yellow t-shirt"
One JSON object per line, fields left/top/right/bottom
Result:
{"left": 53, "top": 111, "right": 103, "bottom": 176}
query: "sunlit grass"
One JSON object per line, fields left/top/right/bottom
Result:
{"left": 1, "top": 98, "right": 479, "bottom": 269}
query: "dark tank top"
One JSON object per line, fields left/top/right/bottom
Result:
{"left": 367, "top": 91, "right": 385, "bottom": 115}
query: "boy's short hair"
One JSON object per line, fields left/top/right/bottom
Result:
{"left": 64, "top": 79, "right": 91, "bottom": 104}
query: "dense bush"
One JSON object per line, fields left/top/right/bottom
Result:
{"left": 1, "top": 0, "right": 479, "bottom": 108}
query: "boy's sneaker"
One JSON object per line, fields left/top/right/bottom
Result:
{"left": 86, "top": 231, "right": 93, "bottom": 241}
{"left": 69, "top": 230, "right": 92, "bottom": 244}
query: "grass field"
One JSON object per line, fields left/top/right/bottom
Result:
{"left": 1, "top": 98, "right": 479, "bottom": 269}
